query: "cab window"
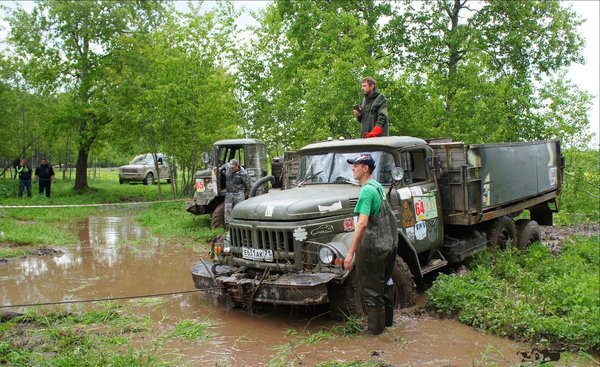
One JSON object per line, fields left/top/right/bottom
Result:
{"left": 400, "top": 149, "right": 427, "bottom": 183}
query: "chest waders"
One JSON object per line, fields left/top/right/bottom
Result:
{"left": 355, "top": 183, "right": 398, "bottom": 335}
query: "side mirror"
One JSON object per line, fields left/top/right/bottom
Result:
{"left": 201, "top": 152, "right": 210, "bottom": 164}
{"left": 391, "top": 167, "right": 404, "bottom": 182}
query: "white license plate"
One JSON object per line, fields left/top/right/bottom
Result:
{"left": 242, "top": 247, "right": 274, "bottom": 262}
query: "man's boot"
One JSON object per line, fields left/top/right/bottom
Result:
{"left": 384, "top": 282, "right": 395, "bottom": 327}
{"left": 366, "top": 305, "right": 385, "bottom": 335}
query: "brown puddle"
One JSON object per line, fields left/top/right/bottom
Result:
{"left": 0, "top": 212, "right": 197, "bottom": 308}
{"left": 2, "top": 212, "right": 593, "bottom": 366}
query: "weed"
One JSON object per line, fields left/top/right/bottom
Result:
{"left": 427, "top": 238, "right": 600, "bottom": 351}
{"left": 169, "top": 319, "right": 213, "bottom": 342}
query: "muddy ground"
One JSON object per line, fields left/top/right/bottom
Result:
{"left": 1, "top": 216, "right": 598, "bottom": 366}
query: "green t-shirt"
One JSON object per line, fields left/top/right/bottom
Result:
{"left": 354, "top": 179, "right": 384, "bottom": 217}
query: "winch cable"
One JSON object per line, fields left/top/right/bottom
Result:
{"left": 0, "top": 286, "right": 225, "bottom": 309}
{"left": 0, "top": 199, "right": 184, "bottom": 209}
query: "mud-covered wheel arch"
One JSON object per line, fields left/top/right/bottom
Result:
{"left": 392, "top": 256, "right": 416, "bottom": 309}
{"left": 211, "top": 202, "right": 225, "bottom": 228}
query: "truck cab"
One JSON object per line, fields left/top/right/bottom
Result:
{"left": 185, "top": 138, "right": 269, "bottom": 227}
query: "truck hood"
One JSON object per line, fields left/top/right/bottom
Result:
{"left": 232, "top": 185, "right": 361, "bottom": 221}
{"left": 119, "top": 164, "right": 148, "bottom": 170}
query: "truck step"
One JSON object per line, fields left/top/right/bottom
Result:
{"left": 421, "top": 259, "right": 448, "bottom": 275}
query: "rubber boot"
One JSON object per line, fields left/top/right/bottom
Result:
{"left": 384, "top": 283, "right": 395, "bottom": 327}
{"left": 366, "top": 305, "right": 385, "bottom": 335}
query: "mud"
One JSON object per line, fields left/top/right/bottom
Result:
{"left": 1, "top": 213, "right": 597, "bottom": 366}
{"left": 541, "top": 223, "right": 599, "bottom": 253}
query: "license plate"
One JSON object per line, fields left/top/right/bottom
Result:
{"left": 242, "top": 247, "right": 274, "bottom": 262}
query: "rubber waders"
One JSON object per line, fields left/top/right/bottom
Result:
{"left": 366, "top": 305, "right": 385, "bottom": 335}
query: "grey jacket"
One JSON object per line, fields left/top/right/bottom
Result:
{"left": 357, "top": 89, "right": 389, "bottom": 137}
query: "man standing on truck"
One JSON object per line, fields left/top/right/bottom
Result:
{"left": 344, "top": 154, "right": 398, "bottom": 335}
{"left": 353, "top": 77, "right": 389, "bottom": 138}
{"left": 221, "top": 159, "right": 251, "bottom": 227}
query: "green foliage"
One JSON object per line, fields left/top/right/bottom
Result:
{"left": 427, "top": 239, "right": 600, "bottom": 351}
{"left": 555, "top": 150, "right": 600, "bottom": 225}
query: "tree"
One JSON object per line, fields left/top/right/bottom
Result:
{"left": 107, "top": 3, "right": 241, "bottom": 196}
{"left": 6, "top": 0, "right": 168, "bottom": 190}
{"left": 383, "top": 0, "right": 590, "bottom": 144}
{"left": 236, "top": 0, "right": 392, "bottom": 153}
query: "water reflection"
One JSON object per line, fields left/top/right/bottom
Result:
{"left": 1, "top": 213, "right": 197, "bottom": 308}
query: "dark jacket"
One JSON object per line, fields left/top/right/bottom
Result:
{"left": 358, "top": 89, "right": 389, "bottom": 137}
{"left": 35, "top": 164, "right": 55, "bottom": 182}
{"left": 17, "top": 164, "right": 32, "bottom": 180}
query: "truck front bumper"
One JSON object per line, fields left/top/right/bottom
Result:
{"left": 191, "top": 260, "right": 336, "bottom": 306}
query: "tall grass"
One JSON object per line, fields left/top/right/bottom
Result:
{"left": 427, "top": 237, "right": 599, "bottom": 351}
{"left": 555, "top": 150, "right": 599, "bottom": 225}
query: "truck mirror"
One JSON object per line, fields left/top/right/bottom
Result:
{"left": 201, "top": 152, "right": 210, "bottom": 164}
{"left": 391, "top": 167, "right": 404, "bottom": 182}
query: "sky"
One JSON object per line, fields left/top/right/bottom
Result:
{"left": 2, "top": 0, "right": 599, "bottom": 146}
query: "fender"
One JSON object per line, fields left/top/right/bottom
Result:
{"left": 397, "top": 230, "right": 422, "bottom": 278}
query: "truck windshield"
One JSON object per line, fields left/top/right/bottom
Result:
{"left": 298, "top": 151, "right": 395, "bottom": 185}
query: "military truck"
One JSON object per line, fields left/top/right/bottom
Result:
{"left": 192, "top": 136, "right": 562, "bottom": 315}
{"left": 185, "top": 139, "right": 269, "bottom": 227}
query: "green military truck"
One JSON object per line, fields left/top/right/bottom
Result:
{"left": 192, "top": 136, "right": 562, "bottom": 315}
{"left": 185, "top": 138, "right": 269, "bottom": 227}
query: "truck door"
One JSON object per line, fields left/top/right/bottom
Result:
{"left": 393, "top": 148, "right": 443, "bottom": 253}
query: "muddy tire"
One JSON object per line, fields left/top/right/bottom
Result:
{"left": 328, "top": 270, "right": 364, "bottom": 319}
{"left": 486, "top": 216, "right": 516, "bottom": 249}
{"left": 143, "top": 172, "right": 154, "bottom": 185}
{"left": 211, "top": 202, "right": 225, "bottom": 228}
{"left": 391, "top": 256, "right": 416, "bottom": 309}
{"left": 515, "top": 219, "right": 541, "bottom": 250}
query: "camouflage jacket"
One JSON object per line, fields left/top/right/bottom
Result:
{"left": 222, "top": 165, "right": 251, "bottom": 195}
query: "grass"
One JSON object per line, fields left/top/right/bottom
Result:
{"left": 136, "top": 202, "right": 225, "bottom": 247}
{"left": 427, "top": 237, "right": 600, "bottom": 352}
{"left": 0, "top": 168, "right": 178, "bottom": 205}
{"left": 168, "top": 319, "right": 214, "bottom": 342}
{"left": 0, "top": 304, "right": 169, "bottom": 367}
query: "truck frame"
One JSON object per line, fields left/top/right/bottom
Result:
{"left": 191, "top": 136, "right": 562, "bottom": 315}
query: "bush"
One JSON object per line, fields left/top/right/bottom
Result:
{"left": 427, "top": 238, "right": 600, "bottom": 351}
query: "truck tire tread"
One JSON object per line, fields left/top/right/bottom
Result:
{"left": 486, "top": 216, "right": 516, "bottom": 249}
{"left": 211, "top": 202, "right": 225, "bottom": 228}
{"left": 515, "top": 219, "right": 541, "bottom": 250}
{"left": 392, "top": 256, "right": 417, "bottom": 309}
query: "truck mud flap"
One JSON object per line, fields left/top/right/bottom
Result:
{"left": 191, "top": 261, "right": 336, "bottom": 306}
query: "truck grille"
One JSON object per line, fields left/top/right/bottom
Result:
{"left": 229, "top": 225, "right": 294, "bottom": 263}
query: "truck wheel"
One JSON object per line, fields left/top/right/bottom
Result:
{"left": 391, "top": 256, "right": 417, "bottom": 309}
{"left": 119, "top": 178, "right": 124, "bottom": 184}
{"left": 211, "top": 202, "right": 225, "bottom": 228}
{"left": 515, "top": 219, "right": 541, "bottom": 250}
{"left": 328, "top": 270, "right": 364, "bottom": 319}
{"left": 143, "top": 172, "right": 154, "bottom": 185}
{"left": 486, "top": 216, "right": 516, "bottom": 249}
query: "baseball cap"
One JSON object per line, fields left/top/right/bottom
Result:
{"left": 347, "top": 154, "right": 376, "bottom": 169}
{"left": 229, "top": 159, "right": 239, "bottom": 167}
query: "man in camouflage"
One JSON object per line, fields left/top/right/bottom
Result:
{"left": 221, "top": 159, "right": 251, "bottom": 226}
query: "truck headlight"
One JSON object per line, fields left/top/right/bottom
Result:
{"left": 319, "top": 246, "right": 336, "bottom": 264}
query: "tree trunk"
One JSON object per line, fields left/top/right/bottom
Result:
{"left": 74, "top": 147, "right": 89, "bottom": 190}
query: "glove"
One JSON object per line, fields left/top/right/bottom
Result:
{"left": 364, "top": 125, "right": 383, "bottom": 138}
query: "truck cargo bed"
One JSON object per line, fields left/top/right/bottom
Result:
{"left": 430, "top": 140, "right": 562, "bottom": 226}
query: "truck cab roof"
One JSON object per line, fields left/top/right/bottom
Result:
{"left": 214, "top": 138, "right": 266, "bottom": 146}
{"left": 298, "top": 136, "right": 428, "bottom": 154}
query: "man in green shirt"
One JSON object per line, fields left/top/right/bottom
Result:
{"left": 344, "top": 153, "right": 398, "bottom": 335}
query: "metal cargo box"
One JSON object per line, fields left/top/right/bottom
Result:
{"left": 431, "top": 140, "right": 562, "bottom": 225}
